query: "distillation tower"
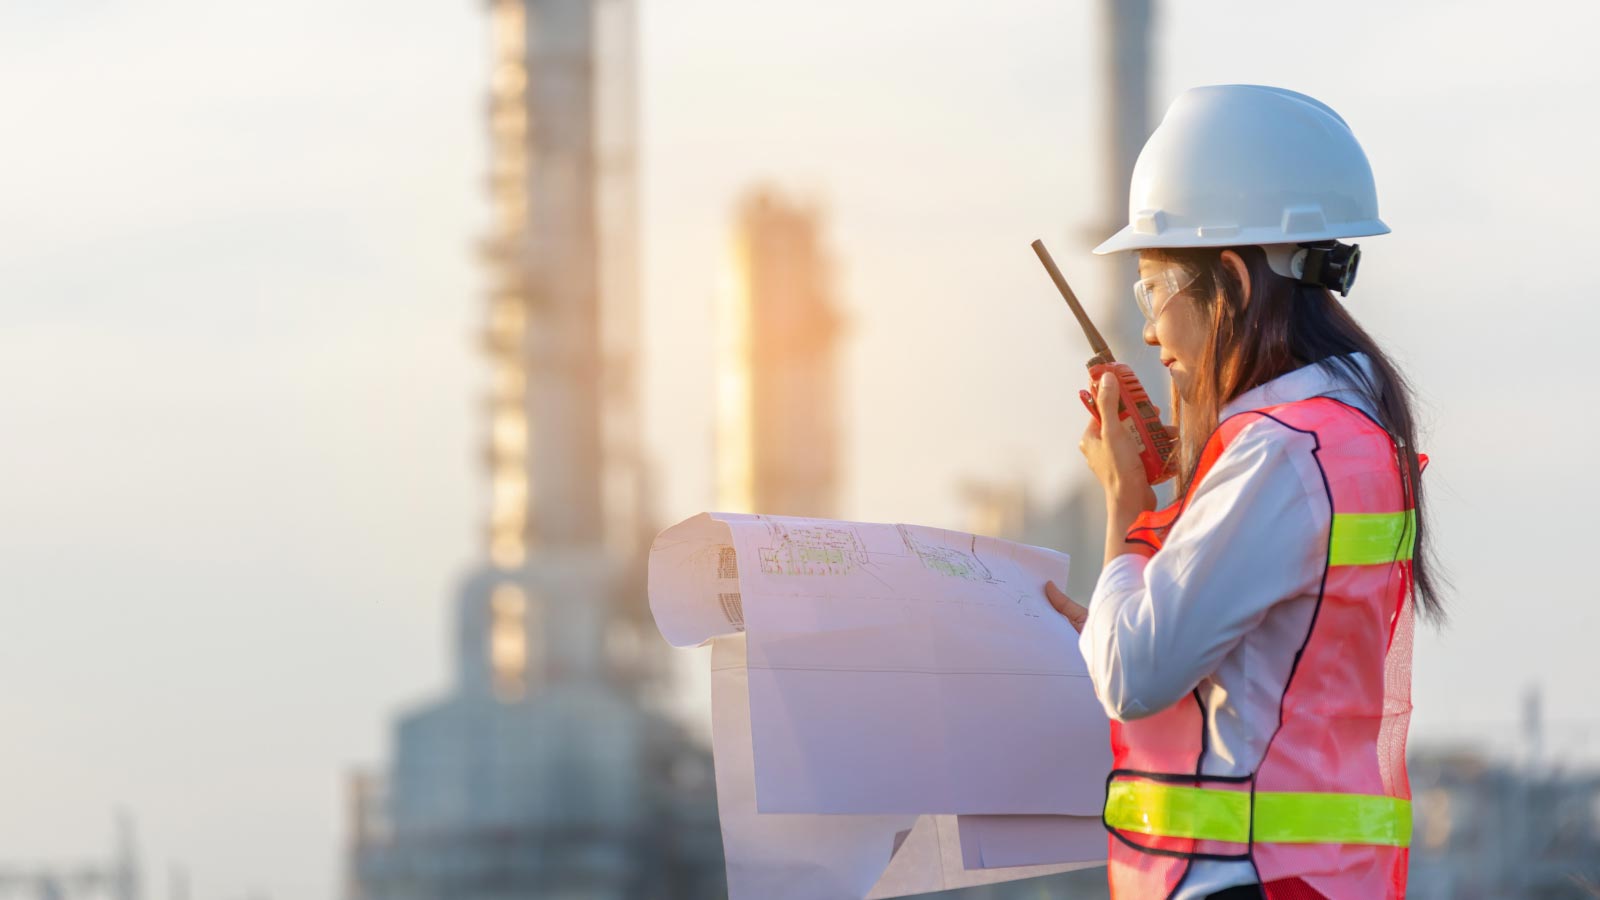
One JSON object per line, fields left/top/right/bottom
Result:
{"left": 715, "top": 187, "right": 846, "bottom": 518}
{"left": 347, "top": 1, "right": 723, "bottom": 896}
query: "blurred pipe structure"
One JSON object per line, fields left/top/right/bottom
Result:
{"left": 1408, "top": 690, "right": 1600, "bottom": 898}
{"left": 964, "top": 0, "right": 1161, "bottom": 611}
{"left": 0, "top": 814, "right": 141, "bottom": 900}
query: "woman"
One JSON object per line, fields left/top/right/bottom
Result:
{"left": 1043, "top": 85, "right": 1445, "bottom": 900}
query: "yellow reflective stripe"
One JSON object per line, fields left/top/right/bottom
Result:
{"left": 1329, "top": 510, "right": 1415, "bottom": 566}
{"left": 1105, "top": 782, "right": 1412, "bottom": 848}
{"left": 1254, "top": 791, "right": 1412, "bottom": 846}
{"left": 1105, "top": 782, "right": 1250, "bottom": 843}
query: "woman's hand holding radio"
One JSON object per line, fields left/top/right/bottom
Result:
{"left": 1079, "top": 371, "right": 1171, "bottom": 567}
{"left": 1079, "top": 371, "right": 1159, "bottom": 513}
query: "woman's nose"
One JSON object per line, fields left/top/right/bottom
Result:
{"left": 1142, "top": 319, "right": 1159, "bottom": 346}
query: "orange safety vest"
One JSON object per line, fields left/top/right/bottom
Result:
{"left": 1105, "top": 397, "right": 1421, "bottom": 900}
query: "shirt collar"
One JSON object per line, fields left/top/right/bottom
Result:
{"left": 1219, "top": 352, "right": 1377, "bottom": 420}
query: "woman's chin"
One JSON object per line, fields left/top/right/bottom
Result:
{"left": 1169, "top": 370, "right": 1194, "bottom": 403}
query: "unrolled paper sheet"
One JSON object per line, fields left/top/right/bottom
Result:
{"left": 650, "top": 513, "right": 1114, "bottom": 898}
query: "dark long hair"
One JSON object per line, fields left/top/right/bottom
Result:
{"left": 1148, "top": 245, "right": 1448, "bottom": 623}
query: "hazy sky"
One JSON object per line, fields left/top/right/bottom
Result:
{"left": 4, "top": 1, "right": 1598, "bottom": 897}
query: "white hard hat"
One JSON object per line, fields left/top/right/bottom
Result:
{"left": 1093, "top": 85, "right": 1389, "bottom": 256}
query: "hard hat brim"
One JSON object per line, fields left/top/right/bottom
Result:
{"left": 1092, "top": 219, "right": 1391, "bottom": 256}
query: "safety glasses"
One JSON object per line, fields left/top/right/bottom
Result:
{"left": 1132, "top": 267, "right": 1199, "bottom": 324}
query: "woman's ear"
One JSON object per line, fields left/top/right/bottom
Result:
{"left": 1219, "top": 249, "right": 1252, "bottom": 309}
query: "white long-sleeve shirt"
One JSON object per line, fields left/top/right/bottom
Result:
{"left": 1079, "top": 353, "right": 1382, "bottom": 899}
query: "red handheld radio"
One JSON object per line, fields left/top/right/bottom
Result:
{"left": 1031, "top": 239, "right": 1176, "bottom": 486}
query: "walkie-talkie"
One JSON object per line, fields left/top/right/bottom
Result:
{"left": 1031, "top": 239, "right": 1176, "bottom": 486}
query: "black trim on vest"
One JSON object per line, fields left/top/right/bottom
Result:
{"left": 1167, "top": 687, "right": 1215, "bottom": 898}
{"left": 1238, "top": 408, "right": 1332, "bottom": 886}
{"left": 1102, "top": 767, "right": 1258, "bottom": 864}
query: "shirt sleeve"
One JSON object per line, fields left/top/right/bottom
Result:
{"left": 1076, "top": 415, "right": 1330, "bottom": 721}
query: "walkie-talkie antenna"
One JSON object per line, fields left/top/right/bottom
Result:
{"left": 1031, "top": 239, "right": 1115, "bottom": 365}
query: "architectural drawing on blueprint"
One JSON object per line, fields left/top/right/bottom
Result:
{"left": 897, "top": 525, "right": 999, "bottom": 583}
{"left": 755, "top": 521, "right": 871, "bottom": 576}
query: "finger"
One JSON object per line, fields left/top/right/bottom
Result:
{"left": 1096, "top": 371, "right": 1120, "bottom": 439}
{"left": 1079, "top": 389, "right": 1100, "bottom": 424}
{"left": 1045, "top": 580, "right": 1088, "bottom": 633}
{"left": 1044, "top": 579, "right": 1070, "bottom": 612}
{"left": 1044, "top": 579, "right": 1082, "bottom": 616}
